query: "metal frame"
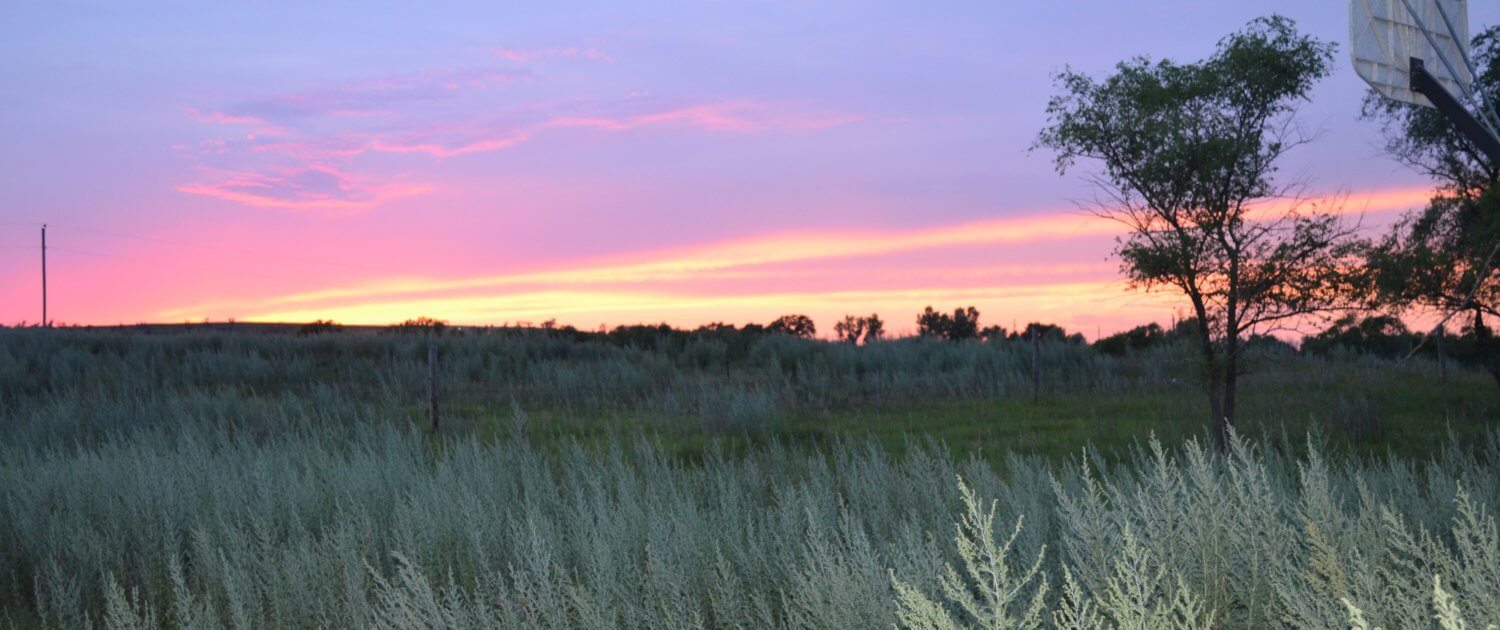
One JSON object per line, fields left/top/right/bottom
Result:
{"left": 1410, "top": 57, "right": 1500, "bottom": 165}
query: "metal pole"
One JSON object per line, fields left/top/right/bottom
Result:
{"left": 1398, "top": 0, "right": 1496, "bottom": 135}
{"left": 1411, "top": 58, "right": 1500, "bottom": 165}
{"left": 1430, "top": 0, "right": 1500, "bottom": 134}
{"left": 41, "top": 224, "right": 47, "bottom": 327}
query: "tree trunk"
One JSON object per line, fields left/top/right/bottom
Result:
{"left": 1220, "top": 349, "right": 1238, "bottom": 451}
{"left": 1206, "top": 368, "right": 1227, "bottom": 452}
{"left": 1193, "top": 314, "right": 1228, "bottom": 452}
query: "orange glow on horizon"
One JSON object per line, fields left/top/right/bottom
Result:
{"left": 141, "top": 185, "right": 1433, "bottom": 339}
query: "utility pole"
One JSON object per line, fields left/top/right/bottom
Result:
{"left": 41, "top": 224, "right": 47, "bottom": 327}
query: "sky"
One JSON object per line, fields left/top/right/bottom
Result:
{"left": 3, "top": 1, "right": 1498, "bottom": 338}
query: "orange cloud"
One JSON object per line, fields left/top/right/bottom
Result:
{"left": 160, "top": 207, "right": 1120, "bottom": 318}
{"left": 230, "top": 283, "right": 1161, "bottom": 335}
{"left": 159, "top": 185, "right": 1430, "bottom": 330}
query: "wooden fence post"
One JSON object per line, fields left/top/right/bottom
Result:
{"left": 428, "top": 340, "right": 440, "bottom": 432}
{"left": 1437, "top": 325, "right": 1447, "bottom": 383}
{"left": 1031, "top": 329, "right": 1041, "bottom": 401}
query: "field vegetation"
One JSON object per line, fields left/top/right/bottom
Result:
{"left": 1, "top": 328, "right": 1497, "bottom": 628}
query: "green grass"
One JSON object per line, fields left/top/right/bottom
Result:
{"left": 4, "top": 328, "right": 1496, "bottom": 462}
{"left": 787, "top": 358, "right": 1500, "bottom": 459}
{"left": 420, "top": 353, "right": 1500, "bottom": 462}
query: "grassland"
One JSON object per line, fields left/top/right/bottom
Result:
{"left": 0, "top": 328, "right": 1496, "bottom": 627}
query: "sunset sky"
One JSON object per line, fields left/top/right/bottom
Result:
{"left": 4, "top": 1, "right": 1498, "bottom": 337}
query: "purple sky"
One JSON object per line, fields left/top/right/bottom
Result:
{"left": 3, "top": 2, "right": 1496, "bottom": 335}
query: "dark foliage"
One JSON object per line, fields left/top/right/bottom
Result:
{"left": 916, "top": 306, "right": 981, "bottom": 341}
{"left": 384, "top": 317, "right": 448, "bottom": 335}
{"left": 767, "top": 314, "right": 817, "bottom": 338}
{"left": 1035, "top": 15, "right": 1358, "bottom": 448}
{"left": 297, "top": 320, "right": 344, "bottom": 336}
{"left": 833, "top": 314, "right": 885, "bottom": 344}
{"left": 1094, "top": 322, "right": 1180, "bottom": 355}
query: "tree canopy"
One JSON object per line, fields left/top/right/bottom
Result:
{"left": 1035, "top": 16, "right": 1359, "bottom": 448}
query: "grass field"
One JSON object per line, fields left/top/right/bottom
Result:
{"left": 1, "top": 328, "right": 1497, "bottom": 627}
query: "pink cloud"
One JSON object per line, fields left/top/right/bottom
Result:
{"left": 547, "top": 100, "right": 861, "bottom": 133}
{"left": 492, "top": 46, "right": 614, "bottom": 63}
{"left": 355, "top": 100, "right": 856, "bottom": 157}
{"left": 176, "top": 164, "right": 430, "bottom": 213}
{"left": 176, "top": 56, "right": 858, "bottom": 210}
{"left": 185, "top": 107, "right": 265, "bottom": 126}
{"left": 363, "top": 132, "right": 533, "bottom": 158}
{"left": 236, "top": 100, "right": 857, "bottom": 160}
{"left": 184, "top": 107, "right": 288, "bottom": 137}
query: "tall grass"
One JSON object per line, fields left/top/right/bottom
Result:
{"left": 1, "top": 330, "right": 1496, "bottom": 627}
{"left": 0, "top": 329, "right": 1146, "bottom": 447}
{"left": 4, "top": 328, "right": 1477, "bottom": 454}
{"left": 2, "top": 412, "right": 1497, "bottom": 627}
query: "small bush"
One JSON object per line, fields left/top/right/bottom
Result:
{"left": 297, "top": 319, "right": 343, "bottom": 336}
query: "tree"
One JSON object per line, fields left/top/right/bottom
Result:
{"left": 916, "top": 306, "right": 981, "bottom": 341}
{"left": 863, "top": 313, "right": 885, "bottom": 342}
{"left": 1301, "top": 315, "right": 1416, "bottom": 359}
{"left": 767, "top": 314, "right": 816, "bottom": 338}
{"left": 297, "top": 319, "right": 343, "bottom": 336}
{"left": 1363, "top": 26, "right": 1500, "bottom": 384}
{"left": 1035, "top": 16, "right": 1362, "bottom": 449}
{"left": 917, "top": 306, "right": 951, "bottom": 339}
{"left": 388, "top": 316, "right": 448, "bottom": 335}
{"left": 1017, "top": 322, "right": 1084, "bottom": 344}
{"left": 833, "top": 313, "right": 884, "bottom": 344}
{"left": 1095, "top": 322, "right": 1173, "bottom": 356}
{"left": 949, "top": 306, "right": 980, "bottom": 341}
{"left": 834, "top": 315, "right": 866, "bottom": 344}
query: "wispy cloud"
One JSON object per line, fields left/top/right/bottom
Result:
{"left": 492, "top": 46, "right": 614, "bottom": 63}
{"left": 157, "top": 185, "right": 1428, "bottom": 325}
{"left": 341, "top": 100, "right": 859, "bottom": 157}
{"left": 168, "top": 204, "right": 1113, "bottom": 315}
{"left": 184, "top": 107, "right": 289, "bottom": 137}
{"left": 178, "top": 52, "right": 858, "bottom": 210}
{"left": 224, "top": 283, "right": 1143, "bottom": 330}
{"left": 546, "top": 100, "right": 860, "bottom": 134}
{"left": 215, "top": 68, "right": 525, "bottom": 124}
{"left": 175, "top": 164, "right": 430, "bottom": 213}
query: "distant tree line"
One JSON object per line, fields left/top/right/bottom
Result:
{"left": 42, "top": 308, "right": 1489, "bottom": 373}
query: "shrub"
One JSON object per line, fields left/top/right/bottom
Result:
{"left": 297, "top": 319, "right": 343, "bottom": 336}
{"left": 385, "top": 316, "right": 447, "bottom": 335}
{"left": 768, "top": 314, "right": 817, "bottom": 338}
